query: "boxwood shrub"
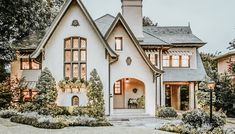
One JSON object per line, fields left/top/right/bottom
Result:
{"left": 156, "top": 107, "right": 178, "bottom": 118}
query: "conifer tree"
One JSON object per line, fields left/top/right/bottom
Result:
{"left": 35, "top": 68, "right": 57, "bottom": 107}
{"left": 0, "top": 78, "right": 12, "bottom": 109}
{"left": 87, "top": 69, "right": 105, "bottom": 118}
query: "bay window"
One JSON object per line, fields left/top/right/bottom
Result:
{"left": 172, "top": 56, "right": 180, "bottom": 67}
{"left": 64, "top": 37, "right": 87, "bottom": 80}
{"left": 163, "top": 55, "right": 170, "bottom": 67}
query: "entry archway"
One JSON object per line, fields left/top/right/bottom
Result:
{"left": 113, "top": 78, "right": 145, "bottom": 109}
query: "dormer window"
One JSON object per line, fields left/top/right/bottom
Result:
{"left": 163, "top": 55, "right": 190, "bottom": 68}
{"left": 115, "top": 37, "right": 123, "bottom": 51}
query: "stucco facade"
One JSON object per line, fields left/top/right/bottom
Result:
{"left": 11, "top": 0, "right": 206, "bottom": 116}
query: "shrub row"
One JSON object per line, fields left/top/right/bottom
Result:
{"left": 0, "top": 109, "right": 18, "bottom": 118}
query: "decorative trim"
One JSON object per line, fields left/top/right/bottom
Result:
{"left": 71, "top": 20, "right": 80, "bottom": 27}
{"left": 126, "top": 57, "right": 132, "bottom": 66}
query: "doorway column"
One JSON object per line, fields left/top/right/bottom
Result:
{"left": 189, "top": 82, "right": 195, "bottom": 110}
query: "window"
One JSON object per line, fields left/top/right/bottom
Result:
{"left": 72, "top": 96, "right": 79, "bottom": 106}
{"left": 163, "top": 55, "right": 170, "bottom": 67}
{"left": 114, "top": 80, "right": 122, "bottom": 95}
{"left": 172, "top": 56, "right": 180, "bottom": 67}
{"left": 115, "top": 37, "right": 122, "bottom": 51}
{"left": 64, "top": 37, "right": 87, "bottom": 80}
{"left": 181, "top": 56, "right": 190, "bottom": 67}
{"left": 149, "top": 54, "right": 158, "bottom": 66}
{"left": 20, "top": 58, "right": 41, "bottom": 70}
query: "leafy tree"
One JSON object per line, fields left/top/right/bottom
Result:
{"left": 228, "top": 38, "right": 235, "bottom": 50}
{"left": 0, "top": 0, "right": 65, "bottom": 82}
{"left": 143, "top": 16, "right": 157, "bottom": 26}
{"left": 0, "top": 78, "right": 12, "bottom": 109}
{"left": 87, "top": 69, "right": 105, "bottom": 118}
{"left": 34, "top": 68, "right": 57, "bottom": 107}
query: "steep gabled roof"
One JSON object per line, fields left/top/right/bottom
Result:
{"left": 143, "top": 26, "right": 206, "bottom": 46}
{"left": 105, "top": 13, "right": 163, "bottom": 74}
{"left": 95, "top": 14, "right": 115, "bottom": 36}
{"left": 30, "top": 0, "right": 117, "bottom": 58}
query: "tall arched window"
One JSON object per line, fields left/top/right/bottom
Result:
{"left": 64, "top": 37, "right": 87, "bottom": 80}
{"left": 72, "top": 96, "right": 79, "bottom": 106}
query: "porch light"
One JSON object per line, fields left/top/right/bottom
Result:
{"left": 125, "top": 78, "right": 130, "bottom": 83}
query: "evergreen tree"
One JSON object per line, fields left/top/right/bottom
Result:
{"left": 0, "top": 78, "right": 12, "bottom": 109}
{"left": 143, "top": 16, "right": 157, "bottom": 26}
{"left": 35, "top": 68, "right": 57, "bottom": 107}
{"left": 228, "top": 38, "right": 235, "bottom": 50}
{"left": 87, "top": 69, "right": 105, "bottom": 118}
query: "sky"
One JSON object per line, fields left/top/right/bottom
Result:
{"left": 81, "top": 0, "right": 235, "bottom": 54}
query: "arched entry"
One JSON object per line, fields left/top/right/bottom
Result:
{"left": 113, "top": 78, "right": 145, "bottom": 109}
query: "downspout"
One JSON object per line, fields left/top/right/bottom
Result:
{"left": 108, "top": 55, "right": 118, "bottom": 116}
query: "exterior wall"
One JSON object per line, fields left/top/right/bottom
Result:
{"left": 42, "top": 3, "right": 110, "bottom": 114}
{"left": 217, "top": 55, "right": 235, "bottom": 74}
{"left": 11, "top": 57, "right": 41, "bottom": 81}
{"left": 122, "top": 0, "right": 143, "bottom": 40}
{"left": 108, "top": 23, "right": 156, "bottom": 116}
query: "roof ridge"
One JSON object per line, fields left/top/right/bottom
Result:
{"left": 95, "top": 14, "right": 115, "bottom": 22}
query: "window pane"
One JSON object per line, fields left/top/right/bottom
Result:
{"left": 114, "top": 80, "right": 121, "bottom": 94}
{"left": 172, "top": 56, "right": 180, "bottom": 67}
{"left": 31, "top": 59, "right": 40, "bottom": 69}
{"left": 72, "top": 96, "right": 79, "bottom": 106}
{"left": 73, "top": 64, "right": 79, "bottom": 78}
{"left": 65, "top": 64, "right": 71, "bottom": 78}
{"left": 149, "top": 54, "right": 157, "bottom": 65}
{"left": 73, "top": 38, "right": 79, "bottom": 48}
{"left": 65, "top": 51, "right": 71, "bottom": 62}
{"left": 73, "top": 50, "right": 79, "bottom": 62}
{"left": 115, "top": 37, "right": 122, "bottom": 50}
{"left": 80, "top": 50, "right": 86, "bottom": 61}
{"left": 21, "top": 59, "right": 30, "bottom": 69}
{"left": 182, "top": 56, "right": 190, "bottom": 67}
{"left": 65, "top": 39, "right": 71, "bottom": 49}
{"left": 163, "top": 56, "right": 170, "bottom": 67}
{"left": 80, "top": 39, "right": 86, "bottom": 48}
{"left": 80, "top": 64, "right": 86, "bottom": 80}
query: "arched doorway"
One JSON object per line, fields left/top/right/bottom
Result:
{"left": 113, "top": 78, "right": 145, "bottom": 109}
{"left": 71, "top": 96, "right": 79, "bottom": 106}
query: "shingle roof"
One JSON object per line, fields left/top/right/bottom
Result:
{"left": 141, "top": 31, "right": 170, "bottom": 45}
{"left": 214, "top": 51, "right": 235, "bottom": 60}
{"left": 143, "top": 26, "right": 205, "bottom": 45}
{"left": 163, "top": 51, "right": 207, "bottom": 82}
{"left": 95, "top": 14, "right": 115, "bottom": 36}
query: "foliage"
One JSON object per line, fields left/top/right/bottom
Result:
{"left": 0, "top": 109, "right": 18, "bottom": 118}
{"left": 182, "top": 109, "right": 226, "bottom": 129}
{"left": 34, "top": 68, "right": 57, "bottom": 107}
{"left": 214, "top": 73, "right": 235, "bottom": 117}
{"left": 0, "top": 78, "right": 12, "bottom": 109}
{"left": 143, "top": 16, "right": 157, "bottom": 26}
{"left": 72, "top": 106, "right": 90, "bottom": 116}
{"left": 136, "top": 96, "right": 145, "bottom": 108}
{"left": 228, "top": 62, "right": 235, "bottom": 74}
{"left": 18, "top": 102, "right": 38, "bottom": 113}
{"left": 87, "top": 69, "right": 105, "bottom": 118}
{"left": 159, "top": 123, "right": 183, "bottom": 133}
{"left": 58, "top": 78, "right": 88, "bottom": 92}
{"left": 228, "top": 38, "right": 235, "bottom": 50}
{"left": 38, "top": 105, "right": 70, "bottom": 116}
{"left": 156, "top": 107, "right": 178, "bottom": 118}
{"left": 200, "top": 52, "right": 219, "bottom": 79}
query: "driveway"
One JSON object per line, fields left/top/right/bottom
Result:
{"left": 0, "top": 118, "right": 173, "bottom": 134}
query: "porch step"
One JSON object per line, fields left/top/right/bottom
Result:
{"left": 109, "top": 109, "right": 153, "bottom": 121}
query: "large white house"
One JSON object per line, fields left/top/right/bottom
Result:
{"left": 11, "top": 0, "right": 207, "bottom": 116}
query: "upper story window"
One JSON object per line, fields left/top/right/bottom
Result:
{"left": 64, "top": 37, "right": 87, "bottom": 80}
{"left": 20, "top": 58, "right": 41, "bottom": 70}
{"left": 148, "top": 54, "right": 158, "bottom": 66}
{"left": 163, "top": 55, "right": 190, "bottom": 68}
{"left": 115, "top": 37, "right": 123, "bottom": 51}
